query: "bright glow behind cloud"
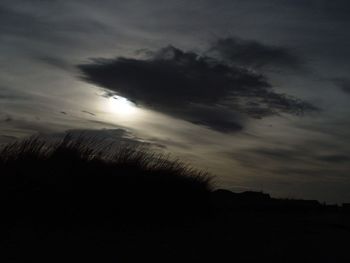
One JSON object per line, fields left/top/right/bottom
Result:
{"left": 107, "top": 96, "right": 137, "bottom": 117}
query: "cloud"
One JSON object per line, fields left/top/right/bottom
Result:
{"left": 79, "top": 45, "right": 316, "bottom": 132}
{"left": 4, "top": 116, "right": 12, "bottom": 122}
{"left": 317, "top": 154, "right": 350, "bottom": 163}
{"left": 37, "top": 56, "right": 73, "bottom": 71}
{"left": 46, "top": 128, "right": 165, "bottom": 150}
{"left": 81, "top": 110, "right": 96, "bottom": 116}
{"left": 226, "top": 141, "right": 350, "bottom": 178}
{"left": 332, "top": 78, "right": 350, "bottom": 94}
{"left": 209, "top": 37, "right": 303, "bottom": 70}
{"left": 0, "top": 86, "right": 29, "bottom": 101}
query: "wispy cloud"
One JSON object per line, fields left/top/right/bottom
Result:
{"left": 209, "top": 37, "right": 304, "bottom": 71}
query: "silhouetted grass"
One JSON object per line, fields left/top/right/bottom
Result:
{"left": 0, "top": 133, "right": 213, "bottom": 227}
{"left": 1, "top": 134, "right": 349, "bottom": 263}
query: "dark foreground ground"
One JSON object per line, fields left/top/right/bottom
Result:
{"left": 0, "top": 135, "right": 349, "bottom": 262}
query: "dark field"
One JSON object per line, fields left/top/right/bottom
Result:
{"left": 1, "top": 135, "right": 349, "bottom": 262}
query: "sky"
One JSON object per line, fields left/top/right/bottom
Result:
{"left": 1, "top": 0, "right": 350, "bottom": 203}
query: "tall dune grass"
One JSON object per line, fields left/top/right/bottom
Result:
{"left": 0, "top": 133, "right": 213, "bottom": 225}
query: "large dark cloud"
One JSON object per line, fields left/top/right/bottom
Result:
{"left": 209, "top": 37, "right": 303, "bottom": 70}
{"left": 79, "top": 44, "right": 316, "bottom": 132}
